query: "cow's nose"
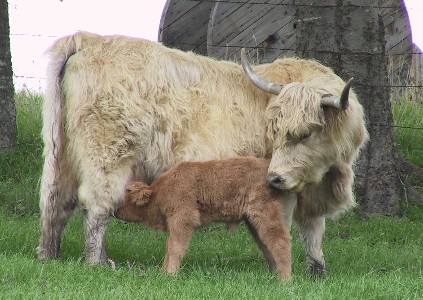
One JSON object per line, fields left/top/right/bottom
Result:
{"left": 266, "top": 174, "right": 283, "bottom": 189}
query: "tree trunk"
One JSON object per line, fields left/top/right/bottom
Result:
{"left": 0, "top": 0, "right": 17, "bottom": 150}
{"left": 295, "top": 0, "right": 422, "bottom": 215}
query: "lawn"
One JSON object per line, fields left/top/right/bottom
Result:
{"left": 1, "top": 209, "right": 423, "bottom": 299}
{"left": 0, "top": 91, "right": 422, "bottom": 299}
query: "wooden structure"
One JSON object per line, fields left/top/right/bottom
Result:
{"left": 380, "top": 0, "right": 422, "bottom": 83}
{"left": 207, "top": 0, "right": 296, "bottom": 62}
{"left": 158, "top": 1, "right": 213, "bottom": 54}
{"left": 159, "top": 0, "right": 422, "bottom": 83}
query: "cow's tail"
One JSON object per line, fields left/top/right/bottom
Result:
{"left": 39, "top": 32, "right": 101, "bottom": 259}
{"left": 40, "top": 32, "right": 99, "bottom": 211}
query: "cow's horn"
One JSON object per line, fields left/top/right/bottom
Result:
{"left": 321, "top": 77, "right": 354, "bottom": 110}
{"left": 240, "top": 48, "right": 283, "bottom": 95}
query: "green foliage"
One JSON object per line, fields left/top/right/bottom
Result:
{"left": 392, "top": 97, "right": 423, "bottom": 167}
{"left": 0, "top": 91, "right": 43, "bottom": 215}
{"left": 14, "top": 91, "right": 43, "bottom": 143}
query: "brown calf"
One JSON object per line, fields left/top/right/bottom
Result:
{"left": 115, "top": 157, "right": 295, "bottom": 280}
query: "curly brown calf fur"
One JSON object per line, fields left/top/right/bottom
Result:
{"left": 115, "top": 157, "right": 294, "bottom": 280}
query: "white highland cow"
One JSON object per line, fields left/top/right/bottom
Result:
{"left": 39, "top": 32, "right": 368, "bottom": 276}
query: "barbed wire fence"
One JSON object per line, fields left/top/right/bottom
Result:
{"left": 1, "top": 6, "right": 422, "bottom": 216}
{"left": 4, "top": 26, "right": 423, "bottom": 155}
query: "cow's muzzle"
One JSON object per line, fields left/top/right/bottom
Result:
{"left": 266, "top": 174, "right": 283, "bottom": 190}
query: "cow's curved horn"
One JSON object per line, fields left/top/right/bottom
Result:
{"left": 240, "top": 48, "right": 283, "bottom": 95}
{"left": 321, "top": 77, "right": 354, "bottom": 110}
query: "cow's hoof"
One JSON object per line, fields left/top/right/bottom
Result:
{"left": 85, "top": 254, "right": 109, "bottom": 265}
{"left": 308, "top": 260, "right": 326, "bottom": 278}
{"left": 37, "top": 247, "right": 60, "bottom": 261}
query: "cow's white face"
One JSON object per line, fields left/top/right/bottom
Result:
{"left": 240, "top": 47, "right": 355, "bottom": 192}
{"left": 267, "top": 126, "right": 337, "bottom": 191}
{"left": 264, "top": 85, "right": 339, "bottom": 192}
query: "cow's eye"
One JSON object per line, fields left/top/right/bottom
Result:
{"left": 299, "top": 132, "right": 311, "bottom": 141}
{"left": 286, "top": 132, "right": 294, "bottom": 142}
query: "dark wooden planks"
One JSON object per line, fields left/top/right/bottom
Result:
{"left": 207, "top": 0, "right": 295, "bottom": 63}
{"left": 158, "top": 0, "right": 421, "bottom": 81}
{"left": 159, "top": 0, "right": 213, "bottom": 54}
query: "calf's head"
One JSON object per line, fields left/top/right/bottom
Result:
{"left": 241, "top": 49, "right": 359, "bottom": 192}
{"left": 126, "top": 182, "right": 153, "bottom": 205}
{"left": 114, "top": 182, "right": 152, "bottom": 221}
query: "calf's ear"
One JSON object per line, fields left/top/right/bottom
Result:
{"left": 133, "top": 189, "right": 152, "bottom": 206}
{"left": 127, "top": 182, "right": 153, "bottom": 206}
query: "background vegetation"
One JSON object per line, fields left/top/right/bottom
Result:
{"left": 0, "top": 90, "right": 422, "bottom": 299}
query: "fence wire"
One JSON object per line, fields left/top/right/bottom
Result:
{"left": 3, "top": 0, "right": 423, "bottom": 153}
{"left": 178, "top": 0, "right": 406, "bottom": 9}
{"left": 8, "top": 32, "right": 423, "bottom": 56}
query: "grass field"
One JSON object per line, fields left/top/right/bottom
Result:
{"left": 392, "top": 98, "right": 423, "bottom": 167}
{"left": 0, "top": 91, "right": 422, "bottom": 299}
{"left": 1, "top": 210, "right": 422, "bottom": 299}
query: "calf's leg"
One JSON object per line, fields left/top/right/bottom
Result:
{"left": 245, "top": 222, "right": 276, "bottom": 272}
{"left": 163, "top": 211, "right": 199, "bottom": 274}
{"left": 247, "top": 203, "right": 292, "bottom": 280}
{"left": 246, "top": 193, "right": 296, "bottom": 272}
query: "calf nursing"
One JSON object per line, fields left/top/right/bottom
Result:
{"left": 115, "top": 157, "right": 296, "bottom": 280}
{"left": 40, "top": 32, "right": 368, "bottom": 276}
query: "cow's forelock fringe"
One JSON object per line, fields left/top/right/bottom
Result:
{"left": 265, "top": 81, "right": 368, "bottom": 166}
{"left": 265, "top": 83, "right": 326, "bottom": 142}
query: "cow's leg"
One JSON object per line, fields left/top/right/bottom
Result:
{"left": 38, "top": 164, "right": 77, "bottom": 260}
{"left": 295, "top": 214, "right": 326, "bottom": 277}
{"left": 38, "top": 196, "right": 77, "bottom": 260}
{"left": 281, "top": 192, "right": 297, "bottom": 231}
{"left": 246, "top": 193, "right": 295, "bottom": 272}
{"left": 79, "top": 166, "right": 132, "bottom": 264}
{"left": 82, "top": 209, "right": 110, "bottom": 264}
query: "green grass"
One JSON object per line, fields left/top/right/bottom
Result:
{"left": 1, "top": 209, "right": 423, "bottom": 299}
{"left": 0, "top": 92, "right": 423, "bottom": 299}
{"left": 392, "top": 98, "right": 423, "bottom": 167}
{"left": 0, "top": 91, "right": 43, "bottom": 215}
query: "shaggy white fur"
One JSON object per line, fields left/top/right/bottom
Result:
{"left": 38, "top": 32, "right": 368, "bottom": 274}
